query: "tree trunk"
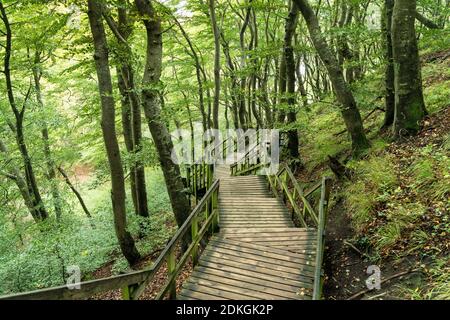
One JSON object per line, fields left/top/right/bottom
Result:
{"left": 0, "top": 139, "right": 40, "bottom": 223}
{"left": 57, "top": 166, "right": 93, "bottom": 221}
{"left": 172, "top": 16, "right": 208, "bottom": 132}
{"left": 294, "top": 0, "right": 370, "bottom": 156}
{"left": 32, "top": 51, "right": 62, "bottom": 221}
{"left": 0, "top": 2, "right": 48, "bottom": 221}
{"left": 134, "top": 0, "right": 191, "bottom": 229}
{"left": 87, "top": 0, "right": 140, "bottom": 265}
{"left": 209, "top": 0, "right": 220, "bottom": 129}
{"left": 220, "top": 33, "right": 240, "bottom": 129}
{"left": 392, "top": 0, "right": 427, "bottom": 137}
{"left": 104, "top": 8, "right": 150, "bottom": 218}
{"left": 117, "top": 70, "right": 139, "bottom": 213}
{"left": 382, "top": 0, "right": 395, "bottom": 129}
{"left": 284, "top": 3, "right": 300, "bottom": 159}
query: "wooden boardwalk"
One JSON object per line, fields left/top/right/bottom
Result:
{"left": 179, "top": 165, "right": 317, "bottom": 300}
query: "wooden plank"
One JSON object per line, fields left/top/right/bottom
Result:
{"left": 187, "top": 275, "right": 296, "bottom": 300}
{"left": 217, "top": 238, "right": 316, "bottom": 246}
{"left": 179, "top": 288, "right": 225, "bottom": 300}
{"left": 202, "top": 248, "right": 315, "bottom": 276}
{"left": 191, "top": 271, "right": 301, "bottom": 299}
{"left": 197, "top": 259, "right": 314, "bottom": 289}
{"left": 201, "top": 250, "right": 314, "bottom": 276}
{"left": 219, "top": 186, "right": 268, "bottom": 189}
{"left": 219, "top": 217, "right": 291, "bottom": 222}
{"left": 219, "top": 198, "right": 276, "bottom": 201}
{"left": 209, "top": 239, "right": 315, "bottom": 265}
{"left": 219, "top": 227, "right": 316, "bottom": 234}
{"left": 208, "top": 245, "right": 315, "bottom": 271}
{"left": 210, "top": 238, "right": 315, "bottom": 261}
{"left": 183, "top": 282, "right": 258, "bottom": 300}
{"left": 220, "top": 223, "right": 292, "bottom": 227}
{"left": 193, "top": 265, "right": 303, "bottom": 294}
{"left": 222, "top": 233, "right": 316, "bottom": 240}
{"left": 219, "top": 213, "right": 290, "bottom": 217}
{"left": 219, "top": 204, "right": 286, "bottom": 206}
{"left": 177, "top": 293, "right": 198, "bottom": 300}
{"left": 198, "top": 254, "right": 314, "bottom": 284}
{"left": 219, "top": 210, "right": 289, "bottom": 214}
{"left": 221, "top": 239, "right": 316, "bottom": 247}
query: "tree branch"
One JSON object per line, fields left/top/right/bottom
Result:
{"left": 415, "top": 11, "right": 441, "bottom": 29}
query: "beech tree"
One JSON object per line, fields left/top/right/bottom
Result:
{"left": 293, "top": 0, "right": 370, "bottom": 155}
{"left": 87, "top": 0, "right": 140, "bottom": 265}
{"left": 391, "top": 0, "right": 428, "bottom": 137}
{"left": 134, "top": 0, "right": 191, "bottom": 229}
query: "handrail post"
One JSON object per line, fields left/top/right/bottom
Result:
{"left": 312, "top": 177, "right": 332, "bottom": 300}
{"left": 211, "top": 186, "right": 219, "bottom": 233}
{"left": 193, "top": 164, "right": 197, "bottom": 203}
{"left": 167, "top": 246, "right": 177, "bottom": 300}
{"left": 122, "top": 284, "right": 131, "bottom": 300}
{"left": 191, "top": 215, "right": 199, "bottom": 266}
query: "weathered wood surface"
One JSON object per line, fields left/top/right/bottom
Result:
{"left": 179, "top": 165, "right": 317, "bottom": 300}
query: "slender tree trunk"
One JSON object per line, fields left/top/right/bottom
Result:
{"left": 209, "top": 0, "right": 220, "bottom": 129}
{"left": 392, "top": 0, "right": 427, "bottom": 137}
{"left": 104, "top": 8, "right": 150, "bottom": 218}
{"left": 134, "top": 0, "right": 191, "bottom": 229}
{"left": 57, "top": 166, "right": 93, "bottom": 221}
{"left": 0, "top": 2, "right": 48, "bottom": 221}
{"left": 220, "top": 32, "right": 240, "bottom": 129}
{"left": 278, "top": 53, "right": 287, "bottom": 124}
{"left": 172, "top": 16, "right": 208, "bottom": 132}
{"left": 284, "top": 3, "right": 300, "bottom": 159}
{"left": 0, "top": 139, "right": 39, "bottom": 222}
{"left": 87, "top": 0, "right": 140, "bottom": 265}
{"left": 294, "top": 0, "right": 370, "bottom": 155}
{"left": 239, "top": 0, "right": 253, "bottom": 130}
{"left": 117, "top": 70, "right": 139, "bottom": 212}
{"left": 32, "top": 51, "right": 62, "bottom": 221}
{"left": 382, "top": 0, "right": 395, "bottom": 129}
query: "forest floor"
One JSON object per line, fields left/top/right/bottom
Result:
{"left": 322, "top": 105, "right": 449, "bottom": 300}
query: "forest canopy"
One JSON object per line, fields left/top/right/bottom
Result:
{"left": 0, "top": 0, "right": 448, "bottom": 300}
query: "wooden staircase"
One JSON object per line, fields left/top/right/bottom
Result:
{"left": 178, "top": 165, "right": 318, "bottom": 300}
{"left": 0, "top": 135, "right": 330, "bottom": 301}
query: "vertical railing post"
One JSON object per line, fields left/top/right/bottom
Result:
{"left": 211, "top": 186, "right": 219, "bottom": 233}
{"left": 312, "top": 177, "right": 332, "bottom": 300}
{"left": 122, "top": 285, "right": 131, "bottom": 300}
{"left": 191, "top": 214, "right": 199, "bottom": 266}
{"left": 282, "top": 170, "right": 288, "bottom": 204}
{"left": 193, "top": 164, "right": 198, "bottom": 203}
{"left": 167, "top": 246, "right": 176, "bottom": 300}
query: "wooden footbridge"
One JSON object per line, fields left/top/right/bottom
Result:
{"left": 0, "top": 134, "right": 331, "bottom": 300}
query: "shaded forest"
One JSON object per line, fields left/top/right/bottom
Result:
{"left": 0, "top": 0, "right": 448, "bottom": 300}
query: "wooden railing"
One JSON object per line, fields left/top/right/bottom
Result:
{"left": 0, "top": 180, "right": 220, "bottom": 300}
{"left": 231, "top": 148, "right": 332, "bottom": 300}
{"left": 186, "top": 131, "right": 258, "bottom": 197}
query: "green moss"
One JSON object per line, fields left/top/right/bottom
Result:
{"left": 424, "top": 80, "right": 450, "bottom": 114}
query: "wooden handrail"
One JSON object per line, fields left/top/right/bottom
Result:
{"left": 0, "top": 180, "right": 220, "bottom": 301}
{"left": 129, "top": 179, "right": 219, "bottom": 299}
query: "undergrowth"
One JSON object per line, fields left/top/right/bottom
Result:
{"left": 0, "top": 169, "right": 175, "bottom": 295}
{"left": 304, "top": 45, "right": 449, "bottom": 299}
